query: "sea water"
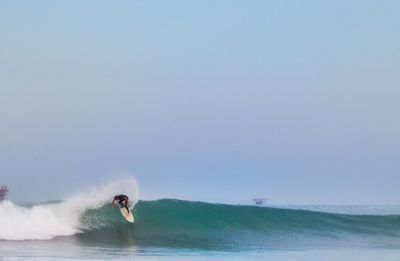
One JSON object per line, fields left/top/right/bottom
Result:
{"left": 1, "top": 180, "right": 400, "bottom": 260}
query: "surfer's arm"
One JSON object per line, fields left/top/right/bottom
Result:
{"left": 111, "top": 199, "right": 115, "bottom": 208}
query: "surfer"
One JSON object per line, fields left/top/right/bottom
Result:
{"left": 112, "top": 194, "right": 130, "bottom": 213}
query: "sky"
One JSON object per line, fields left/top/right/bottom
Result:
{"left": 1, "top": 0, "right": 399, "bottom": 204}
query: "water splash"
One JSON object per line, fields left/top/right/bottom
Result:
{"left": 0, "top": 178, "right": 139, "bottom": 240}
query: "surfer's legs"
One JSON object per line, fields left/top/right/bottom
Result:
{"left": 123, "top": 200, "right": 129, "bottom": 213}
{"left": 118, "top": 199, "right": 130, "bottom": 213}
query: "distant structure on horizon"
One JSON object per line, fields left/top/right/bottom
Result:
{"left": 253, "top": 198, "right": 267, "bottom": 205}
{"left": 0, "top": 186, "right": 8, "bottom": 201}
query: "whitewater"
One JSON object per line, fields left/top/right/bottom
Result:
{"left": 0, "top": 179, "right": 139, "bottom": 240}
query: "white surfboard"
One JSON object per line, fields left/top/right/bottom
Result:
{"left": 119, "top": 206, "right": 134, "bottom": 223}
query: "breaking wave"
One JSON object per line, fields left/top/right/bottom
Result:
{"left": 1, "top": 184, "right": 400, "bottom": 250}
{"left": 0, "top": 179, "right": 139, "bottom": 240}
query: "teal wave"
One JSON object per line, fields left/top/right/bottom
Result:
{"left": 77, "top": 199, "right": 400, "bottom": 250}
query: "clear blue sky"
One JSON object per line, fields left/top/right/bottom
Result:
{"left": 1, "top": 0, "right": 399, "bottom": 204}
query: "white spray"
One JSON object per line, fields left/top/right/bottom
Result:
{"left": 0, "top": 178, "right": 139, "bottom": 240}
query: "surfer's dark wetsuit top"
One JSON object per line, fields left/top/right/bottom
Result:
{"left": 114, "top": 195, "right": 129, "bottom": 212}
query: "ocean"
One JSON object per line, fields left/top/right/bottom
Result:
{"left": 1, "top": 181, "right": 400, "bottom": 260}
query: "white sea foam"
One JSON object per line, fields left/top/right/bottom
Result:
{"left": 0, "top": 178, "right": 139, "bottom": 240}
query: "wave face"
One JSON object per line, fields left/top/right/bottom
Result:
{"left": 78, "top": 199, "right": 400, "bottom": 250}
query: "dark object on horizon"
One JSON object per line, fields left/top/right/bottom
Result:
{"left": 253, "top": 198, "right": 267, "bottom": 205}
{"left": 0, "top": 186, "right": 8, "bottom": 201}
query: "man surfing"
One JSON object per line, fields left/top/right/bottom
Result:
{"left": 112, "top": 194, "right": 130, "bottom": 213}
